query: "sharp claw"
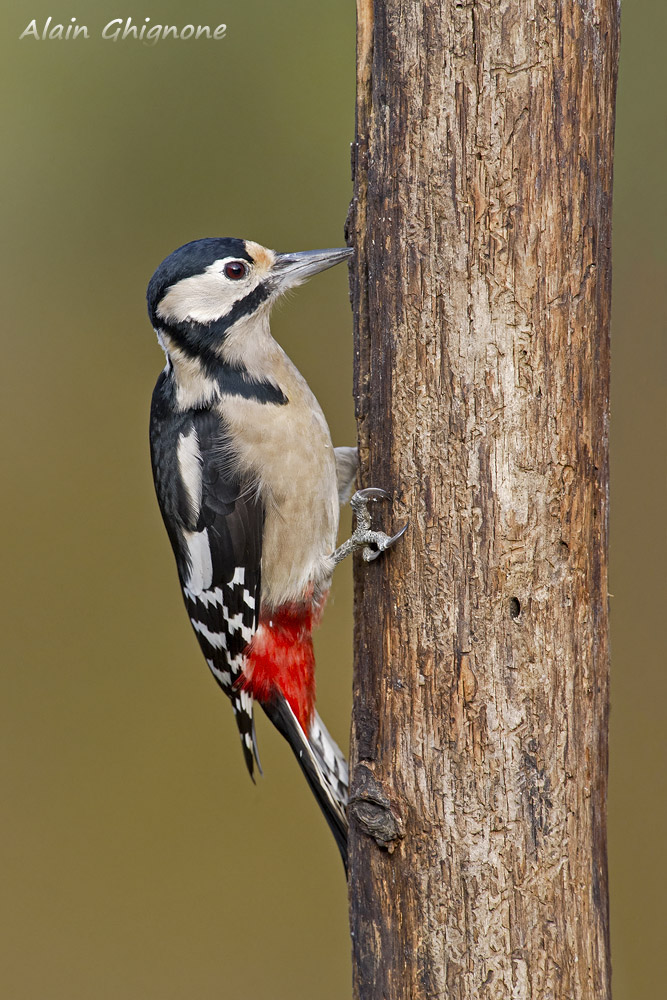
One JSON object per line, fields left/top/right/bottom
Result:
{"left": 390, "top": 523, "right": 409, "bottom": 545}
{"left": 332, "top": 489, "right": 406, "bottom": 567}
{"left": 361, "top": 522, "right": 409, "bottom": 563}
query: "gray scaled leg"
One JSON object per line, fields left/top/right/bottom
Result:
{"left": 332, "top": 488, "right": 408, "bottom": 565}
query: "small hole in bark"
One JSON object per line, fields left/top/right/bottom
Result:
{"left": 510, "top": 597, "right": 521, "bottom": 619}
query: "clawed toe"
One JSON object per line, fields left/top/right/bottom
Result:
{"left": 332, "top": 487, "right": 408, "bottom": 566}
{"left": 363, "top": 521, "right": 409, "bottom": 562}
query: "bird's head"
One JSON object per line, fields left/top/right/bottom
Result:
{"left": 147, "top": 237, "right": 353, "bottom": 337}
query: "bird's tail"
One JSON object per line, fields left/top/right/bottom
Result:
{"left": 261, "top": 697, "right": 349, "bottom": 871}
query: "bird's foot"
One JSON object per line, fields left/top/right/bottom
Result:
{"left": 332, "top": 488, "right": 408, "bottom": 566}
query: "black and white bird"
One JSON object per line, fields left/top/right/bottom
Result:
{"left": 147, "top": 237, "right": 405, "bottom": 868}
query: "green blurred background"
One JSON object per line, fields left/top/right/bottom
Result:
{"left": 1, "top": 2, "right": 664, "bottom": 997}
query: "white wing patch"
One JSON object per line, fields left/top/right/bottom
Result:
{"left": 183, "top": 529, "right": 213, "bottom": 593}
{"left": 177, "top": 426, "right": 202, "bottom": 519}
{"left": 206, "top": 659, "right": 232, "bottom": 687}
{"left": 223, "top": 608, "right": 253, "bottom": 642}
{"left": 182, "top": 559, "right": 258, "bottom": 769}
{"left": 192, "top": 619, "right": 228, "bottom": 650}
{"left": 184, "top": 585, "right": 224, "bottom": 608}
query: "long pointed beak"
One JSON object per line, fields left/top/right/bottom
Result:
{"left": 273, "top": 247, "right": 354, "bottom": 290}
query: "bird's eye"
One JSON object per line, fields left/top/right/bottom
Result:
{"left": 224, "top": 260, "right": 248, "bottom": 280}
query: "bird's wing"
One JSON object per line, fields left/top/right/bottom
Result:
{"left": 150, "top": 379, "right": 263, "bottom": 776}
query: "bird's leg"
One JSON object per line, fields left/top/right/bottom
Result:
{"left": 332, "top": 488, "right": 408, "bottom": 566}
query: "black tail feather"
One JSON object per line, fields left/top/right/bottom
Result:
{"left": 261, "top": 696, "right": 348, "bottom": 872}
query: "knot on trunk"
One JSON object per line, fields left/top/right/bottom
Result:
{"left": 349, "top": 764, "right": 403, "bottom": 852}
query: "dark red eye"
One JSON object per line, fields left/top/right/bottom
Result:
{"left": 224, "top": 260, "right": 248, "bottom": 280}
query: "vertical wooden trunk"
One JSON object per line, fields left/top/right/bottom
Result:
{"left": 347, "top": 1, "right": 619, "bottom": 998}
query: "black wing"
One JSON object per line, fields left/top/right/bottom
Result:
{"left": 150, "top": 372, "right": 263, "bottom": 775}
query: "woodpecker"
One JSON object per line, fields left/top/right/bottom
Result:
{"left": 147, "top": 237, "right": 405, "bottom": 868}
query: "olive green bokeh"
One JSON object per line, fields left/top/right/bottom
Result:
{"left": 1, "top": 2, "right": 664, "bottom": 997}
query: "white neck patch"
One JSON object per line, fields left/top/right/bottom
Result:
{"left": 157, "top": 331, "right": 221, "bottom": 410}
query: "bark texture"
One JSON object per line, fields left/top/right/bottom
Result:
{"left": 346, "top": 1, "right": 619, "bottom": 998}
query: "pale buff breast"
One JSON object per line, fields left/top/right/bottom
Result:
{"left": 217, "top": 347, "right": 339, "bottom": 609}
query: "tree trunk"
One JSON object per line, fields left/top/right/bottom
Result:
{"left": 346, "top": 2, "right": 619, "bottom": 998}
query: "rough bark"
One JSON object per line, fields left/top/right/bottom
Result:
{"left": 346, "top": 1, "right": 619, "bottom": 998}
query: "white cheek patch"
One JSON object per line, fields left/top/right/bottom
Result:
{"left": 183, "top": 529, "right": 213, "bottom": 593}
{"left": 156, "top": 258, "right": 261, "bottom": 325}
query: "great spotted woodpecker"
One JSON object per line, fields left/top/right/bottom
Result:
{"left": 147, "top": 238, "right": 405, "bottom": 868}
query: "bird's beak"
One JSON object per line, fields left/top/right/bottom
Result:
{"left": 273, "top": 247, "right": 354, "bottom": 291}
